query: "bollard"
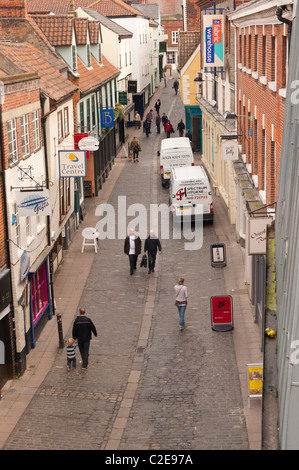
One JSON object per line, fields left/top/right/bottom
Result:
{"left": 56, "top": 313, "right": 64, "bottom": 349}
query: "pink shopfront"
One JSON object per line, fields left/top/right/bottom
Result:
{"left": 27, "top": 253, "right": 52, "bottom": 350}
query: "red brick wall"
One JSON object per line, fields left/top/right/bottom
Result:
{"left": 0, "top": 148, "right": 7, "bottom": 269}
{"left": 163, "top": 19, "right": 183, "bottom": 48}
{"left": 1, "top": 79, "right": 41, "bottom": 170}
{"left": 236, "top": 24, "right": 286, "bottom": 205}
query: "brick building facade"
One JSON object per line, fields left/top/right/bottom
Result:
{"left": 234, "top": 17, "right": 288, "bottom": 206}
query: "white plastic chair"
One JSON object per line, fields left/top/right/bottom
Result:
{"left": 81, "top": 227, "right": 99, "bottom": 253}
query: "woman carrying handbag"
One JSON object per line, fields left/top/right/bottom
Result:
{"left": 174, "top": 277, "right": 188, "bottom": 330}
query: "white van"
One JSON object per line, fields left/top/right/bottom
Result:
{"left": 170, "top": 166, "right": 214, "bottom": 223}
{"left": 158, "top": 137, "right": 194, "bottom": 187}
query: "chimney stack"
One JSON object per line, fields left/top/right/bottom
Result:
{"left": 0, "top": 0, "right": 27, "bottom": 18}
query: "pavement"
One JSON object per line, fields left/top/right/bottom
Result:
{"left": 0, "top": 72, "right": 263, "bottom": 451}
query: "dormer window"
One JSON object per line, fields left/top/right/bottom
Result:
{"left": 87, "top": 44, "right": 91, "bottom": 67}
{"left": 72, "top": 45, "right": 77, "bottom": 72}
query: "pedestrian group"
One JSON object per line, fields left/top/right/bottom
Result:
{"left": 68, "top": 75, "right": 190, "bottom": 372}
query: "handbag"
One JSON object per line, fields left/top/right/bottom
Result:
{"left": 174, "top": 286, "right": 183, "bottom": 306}
{"left": 140, "top": 254, "right": 147, "bottom": 268}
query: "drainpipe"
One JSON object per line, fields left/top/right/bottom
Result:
{"left": 40, "top": 93, "right": 55, "bottom": 317}
{"left": 276, "top": 6, "right": 292, "bottom": 54}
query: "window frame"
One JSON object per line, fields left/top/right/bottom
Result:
{"left": 7, "top": 118, "right": 18, "bottom": 165}
{"left": 21, "top": 113, "right": 30, "bottom": 159}
{"left": 32, "top": 109, "right": 41, "bottom": 151}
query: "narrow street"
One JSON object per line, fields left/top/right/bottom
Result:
{"left": 1, "top": 74, "right": 262, "bottom": 451}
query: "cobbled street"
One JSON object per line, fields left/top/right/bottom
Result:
{"left": 2, "top": 75, "right": 251, "bottom": 451}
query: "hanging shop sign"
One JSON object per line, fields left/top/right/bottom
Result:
{"left": 15, "top": 189, "right": 51, "bottom": 217}
{"left": 247, "top": 217, "right": 271, "bottom": 255}
{"left": 128, "top": 80, "right": 137, "bottom": 93}
{"left": 210, "top": 295, "right": 233, "bottom": 331}
{"left": 118, "top": 92, "right": 128, "bottom": 105}
{"left": 221, "top": 139, "right": 238, "bottom": 161}
{"left": 203, "top": 14, "right": 225, "bottom": 67}
{"left": 74, "top": 133, "right": 89, "bottom": 159}
{"left": 58, "top": 150, "right": 86, "bottom": 177}
{"left": 100, "top": 109, "right": 114, "bottom": 128}
{"left": 78, "top": 136, "right": 99, "bottom": 152}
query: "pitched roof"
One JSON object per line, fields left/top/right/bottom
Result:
{"left": 27, "top": 0, "right": 144, "bottom": 17}
{"left": 74, "top": 16, "right": 88, "bottom": 44}
{"left": 82, "top": 7, "right": 133, "bottom": 37}
{"left": 88, "top": 19, "right": 101, "bottom": 44}
{"left": 77, "top": 53, "right": 119, "bottom": 94}
{"left": 87, "top": 0, "right": 143, "bottom": 17}
{"left": 0, "top": 42, "right": 77, "bottom": 101}
{"left": 31, "top": 15, "right": 74, "bottom": 45}
{"left": 177, "top": 30, "right": 200, "bottom": 72}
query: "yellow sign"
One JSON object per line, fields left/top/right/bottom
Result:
{"left": 247, "top": 363, "right": 263, "bottom": 407}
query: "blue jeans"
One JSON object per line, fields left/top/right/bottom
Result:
{"left": 177, "top": 305, "right": 187, "bottom": 327}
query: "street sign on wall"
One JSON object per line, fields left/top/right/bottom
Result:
{"left": 203, "top": 14, "right": 225, "bottom": 67}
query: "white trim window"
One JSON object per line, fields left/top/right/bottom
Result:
{"left": 64, "top": 107, "right": 69, "bottom": 136}
{"left": 58, "top": 110, "right": 63, "bottom": 141}
{"left": 21, "top": 114, "right": 30, "bottom": 158}
{"left": 7, "top": 118, "right": 18, "bottom": 165}
{"left": 172, "top": 31, "right": 179, "bottom": 44}
{"left": 32, "top": 110, "right": 40, "bottom": 151}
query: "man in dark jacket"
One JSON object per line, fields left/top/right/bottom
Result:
{"left": 144, "top": 230, "right": 162, "bottom": 274}
{"left": 124, "top": 228, "right": 142, "bottom": 275}
{"left": 72, "top": 308, "right": 97, "bottom": 369}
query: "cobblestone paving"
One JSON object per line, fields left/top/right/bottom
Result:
{"left": 3, "top": 76, "right": 249, "bottom": 450}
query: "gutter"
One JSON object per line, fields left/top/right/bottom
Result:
{"left": 276, "top": 6, "right": 292, "bottom": 53}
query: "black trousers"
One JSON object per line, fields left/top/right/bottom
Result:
{"left": 148, "top": 251, "right": 157, "bottom": 272}
{"left": 78, "top": 340, "right": 90, "bottom": 368}
{"left": 129, "top": 254, "right": 138, "bottom": 274}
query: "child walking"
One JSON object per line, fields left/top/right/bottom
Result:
{"left": 66, "top": 337, "right": 77, "bottom": 371}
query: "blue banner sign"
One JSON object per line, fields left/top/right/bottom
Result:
{"left": 100, "top": 109, "right": 114, "bottom": 128}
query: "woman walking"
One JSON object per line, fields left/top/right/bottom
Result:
{"left": 174, "top": 277, "right": 188, "bottom": 330}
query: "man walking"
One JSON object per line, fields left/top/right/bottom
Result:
{"left": 177, "top": 119, "right": 185, "bottom": 137}
{"left": 129, "top": 137, "right": 141, "bottom": 162}
{"left": 72, "top": 308, "right": 97, "bottom": 369}
{"left": 124, "top": 228, "right": 142, "bottom": 275}
{"left": 144, "top": 230, "right": 162, "bottom": 274}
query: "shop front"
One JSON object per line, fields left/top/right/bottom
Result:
{"left": 0, "top": 267, "right": 14, "bottom": 390}
{"left": 27, "top": 251, "right": 52, "bottom": 351}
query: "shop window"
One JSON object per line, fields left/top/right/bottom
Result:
{"left": 31, "top": 262, "right": 49, "bottom": 325}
